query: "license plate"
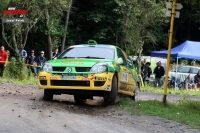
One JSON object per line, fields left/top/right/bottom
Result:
{"left": 62, "top": 75, "right": 76, "bottom": 80}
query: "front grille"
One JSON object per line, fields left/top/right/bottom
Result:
{"left": 52, "top": 67, "right": 66, "bottom": 72}
{"left": 94, "top": 81, "right": 105, "bottom": 87}
{"left": 75, "top": 67, "right": 91, "bottom": 72}
{"left": 40, "top": 80, "right": 47, "bottom": 85}
{"left": 51, "top": 80, "right": 90, "bottom": 86}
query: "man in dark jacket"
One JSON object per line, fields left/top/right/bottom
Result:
{"left": 26, "top": 50, "right": 36, "bottom": 77}
{"left": 153, "top": 61, "right": 165, "bottom": 87}
{"left": 52, "top": 47, "right": 60, "bottom": 60}
{"left": 35, "top": 51, "right": 46, "bottom": 77}
{"left": 194, "top": 70, "right": 200, "bottom": 91}
{"left": 141, "top": 61, "right": 152, "bottom": 85}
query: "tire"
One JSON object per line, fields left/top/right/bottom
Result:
{"left": 43, "top": 89, "right": 53, "bottom": 101}
{"left": 74, "top": 95, "right": 86, "bottom": 104}
{"left": 104, "top": 75, "right": 118, "bottom": 104}
{"left": 132, "top": 83, "right": 140, "bottom": 102}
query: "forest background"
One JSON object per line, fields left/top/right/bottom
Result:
{"left": 0, "top": 0, "right": 200, "bottom": 62}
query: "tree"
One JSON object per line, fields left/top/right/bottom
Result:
{"left": 39, "top": 0, "right": 70, "bottom": 59}
{"left": 61, "top": 0, "right": 73, "bottom": 52}
{"left": 114, "top": 0, "right": 167, "bottom": 74}
{"left": 1, "top": 0, "right": 45, "bottom": 61}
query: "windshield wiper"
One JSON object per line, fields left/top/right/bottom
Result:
{"left": 62, "top": 56, "right": 75, "bottom": 58}
{"left": 77, "top": 56, "right": 105, "bottom": 59}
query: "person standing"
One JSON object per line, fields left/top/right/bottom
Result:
{"left": 52, "top": 47, "right": 60, "bottom": 60}
{"left": 26, "top": 50, "right": 36, "bottom": 77}
{"left": 194, "top": 70, "right": 200, "bottom": 91}
{"left": 15, "top": 46, "right": 27, "bottom": 62}
{"left": 19, "top": 47, "right": 27, "bottom": 62}
{"left": 35, "top": 51, "right": 46, "bottom": 77}
{"left": 0, "top": 45, "right": 8, "bottom": 77}
{"left": 153, "top": 61, "right": 165, "bottom": 88}
{"left": 141, "top": 61, "right": 151, "bottom": 85}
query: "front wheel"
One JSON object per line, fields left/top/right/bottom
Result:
{"left": 43, "top": 89, "right": 53, "bottom": 101}
{"left": 74, "top": 95, "right": 86, "bottom": 104}
{"left": 104, "top": 75, "right": 118, "bottom": 104}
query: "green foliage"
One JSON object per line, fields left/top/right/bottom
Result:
{"left": 0, "top": 0, "right": 10, "bottom": 17}
{"left": 141, "top": 86, "right": 200, "bottom": 96}
{"left": 4, "top": 57, "right": 29, "bottom": 80}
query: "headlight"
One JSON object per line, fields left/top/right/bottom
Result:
{"left": 90, "top": 63, "right": 108, "bottom": 73}
{"left": 43, "top": 62, "right": 52, "bottom": 71}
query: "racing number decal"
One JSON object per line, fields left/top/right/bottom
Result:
{"left": 122, "top": 72, "right": 128, "bottom": 82}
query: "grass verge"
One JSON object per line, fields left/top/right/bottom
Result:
{"left": 0, "top": 76, "right": 38, "bottom": 85}
{"left": 141, "top": 86, "right": 200, "bottom": 96}
{"left": 116, "top": 97, "right": 200, "bottom": 129}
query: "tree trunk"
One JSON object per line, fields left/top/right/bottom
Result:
{"left": 45, "top": 9, "right": 53, "bottom": 60}
{"left": 47, "top": 34, "right": 52, "bottom": 60}
{"left": 11, "top": 26, "right": 21, "bottom": 62}
{"left": 61, "top": 0, "right": 73, "bottom": 52}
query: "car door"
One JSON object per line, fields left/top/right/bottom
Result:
{"left": 116, "top": 48, "right": 135, "bottom": 95}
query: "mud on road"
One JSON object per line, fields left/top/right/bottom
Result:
{"left": 0, "top": 82, "right": 200, "bottom": 133}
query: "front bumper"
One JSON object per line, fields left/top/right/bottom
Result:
{"left": 38, "top": 71, "right": 114, "bottom": 91}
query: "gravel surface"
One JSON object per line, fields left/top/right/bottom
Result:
{"left": 0, "top": 82, "right": 200, "bottom": 133}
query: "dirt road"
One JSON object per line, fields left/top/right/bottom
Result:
{"left": 0, "top": 82, "right": 200, "bottom": 133}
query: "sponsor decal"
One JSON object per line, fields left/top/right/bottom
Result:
{"left": 61, "top": 62, "right": 83, "bottom": 64}
{"left": 122, "top": 72, "right": 128, "bottom": 82}
{"left": 50, "top": 77, "right": 57, "bottom": 80}
{"left": 68, "top": 67, "right": 72, "bottom": 73}
{"left": 82, "top": 78, "right": 89, "bottom": 80}
{"left": 104, "top": 85, "right": 111, "bottom": 89}
{"left": 2, "top": 6, "right": 29, "bottom": 23}
{"left": 39, "top": 76, "right": 46, "bottom": 80}
{"left": 96, "top": 77, "right": 107, "bottom": 80}
{"left": 90, "top": 77, "right": 94, "bottom": 80}
{"left": 120, "top": 84, "right": 132, "bottom": 91}
{"left": 108, "top": 78, "right": 112, "bottom": 81}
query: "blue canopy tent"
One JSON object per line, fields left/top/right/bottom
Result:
{"left": 150, "top": 40, "right": 200, "bottom": 89}
{"left": 151, "top": 40, "right": 200, "bottom": 60}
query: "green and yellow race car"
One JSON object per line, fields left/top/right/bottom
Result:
{"left": 38, "top": 40, "right": 140, "bottom": 104}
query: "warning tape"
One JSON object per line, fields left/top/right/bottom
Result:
{"left": 0, "top": 61, "right": 42, "bottom": 68}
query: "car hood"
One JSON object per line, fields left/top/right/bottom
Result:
{"left": 48, "top": 58, "right": 115, "bottom": 67}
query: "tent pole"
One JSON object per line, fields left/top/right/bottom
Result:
{"left": 175, "top": 57, "right": 179, "bottom": 90}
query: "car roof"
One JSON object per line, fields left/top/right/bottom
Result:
{"left": 75, "top": 44, "right": 115, "bottom": 47}
{"left": 180, "top": 66, "right": 200, "bottom": 69}
{"left": 69, "top": 44, "right": 121, "bottom": 50}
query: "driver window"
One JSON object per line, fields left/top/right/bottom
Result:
{"left": 179, "top": 67, "right": 190, "bottom": 73}
{"left": 117, "top": 48, "right": 127, "bottom": 66}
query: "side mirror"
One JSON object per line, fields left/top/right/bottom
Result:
{"left": 127, "top": 59, "right": 133, "bottom": 68}
{"left": 117, "top": 58, "right": 123, "bottom": 65}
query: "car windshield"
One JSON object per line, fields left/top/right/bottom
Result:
{"left": 58, "top": 46, "right": 115, "bottom": 59}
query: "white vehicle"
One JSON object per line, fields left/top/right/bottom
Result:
{"left": 169, "top": 66, "right": 200, "bottom": 80}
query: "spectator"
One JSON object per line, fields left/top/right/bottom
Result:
{"left": 153, "top": 61, "right": 165, "bottom": 88}
{"left": 185, "top": 74, "right": 197, "bottom": 91}
{"left": 141, "top": 58, "right": 147, "bottom": 69}
{"left": 35, "top": 51, "right": 46, "bottom": 77}
{"left": 0, "top": 45, "right": 8, "bottom": 77}
{"left": 141, "top": 61, "right": 151, "bottom": 85}
{"left": 194, "top": 70, "right": 200, "bottom": 91}
{"left": 26, "top": 50, "right": 36, "bottom": 77}
{"left": 147, "top": 62, "right": 152, "bottom": 78}
{"left": 52, "top": 47, "right": 60, "bottom": 60}
{"left": 16, "top": 46, "right": 27, "bottom": 62}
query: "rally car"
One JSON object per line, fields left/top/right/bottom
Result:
{"left": 38, "top": 40, "right": 140, "bottom": 104}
